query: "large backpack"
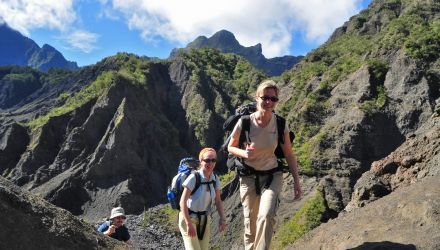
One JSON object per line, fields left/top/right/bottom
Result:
{"left": 167, "top": 157, "right": 218, "bottom": 210}
{"left": 220, "top": 101, "right": 295, "bottom": 172}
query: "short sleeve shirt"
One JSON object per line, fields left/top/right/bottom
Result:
{"left": 182, "top": 170, "right": 220, "bottom": 212}
{"left": 231, "top": 112, "right": 288, "bottom": 171}
{"left": 97, "top": 221, "right": 130, "bottom": 242}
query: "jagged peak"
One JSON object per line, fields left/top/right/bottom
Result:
{"left": 41, "top": 44, "right": 57, "bottom": 51}
{"left": 209, "top": 29, "right": 240, "bottom": 45}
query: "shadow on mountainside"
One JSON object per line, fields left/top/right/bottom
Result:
{"left": 348, "top": 241, "right": 416, "bottom": 250}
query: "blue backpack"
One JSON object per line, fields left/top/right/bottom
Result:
{"left": 167, "top": 157, "right": 199, "bottom": 210}
{"left": 167, "top": 157, "right": 218, "bottom": 210}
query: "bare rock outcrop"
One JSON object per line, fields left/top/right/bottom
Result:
{"left": 0, "top": 176, "right": 127, "bottom": 250}
{"left": 287, "top": 176, "right": 440, "bottom": 250}
{"left": 6, "top": 68, "right": 189, "bottom": 222}
{"left": 346, "top": 110, "right": 440, "bottom": 211}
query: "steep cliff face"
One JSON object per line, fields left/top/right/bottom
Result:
{"left": 278, "top": 0, "right": 439, "bottom": 216}
{"left": 0, "top": 51, "right": 265, "bottom": 222}
{"left": 346, "top": 111, "right": 440, "bottom": 211}
{"left": 5, "top": 63, "right": 190, "bottom": 221}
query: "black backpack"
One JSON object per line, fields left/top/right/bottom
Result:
{"left": 220, "top": 101, "right": 295, "bottom": 172}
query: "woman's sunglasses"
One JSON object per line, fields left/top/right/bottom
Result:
{"left": 202, "top": 158, "right": 217, "bottom": 163}
{"left": 259, "top": 96, "right": 279, "bottom": 102}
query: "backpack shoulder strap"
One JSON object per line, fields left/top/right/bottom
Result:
{"left": 191, "top": 172, "right": 201, "bottom": 195}
{"left": 275, "top": 114, "right": 286, "bottom": 144}
{"left": 239, "top": 115, "right": 251, "bottom": 148}
{"left": 212, "top": 173, "right": 218, "bottom": 189}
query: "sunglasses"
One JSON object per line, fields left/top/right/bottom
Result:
{"left": 259, "top": 96, "right": 279, "bottom": 102}
{"left": 202, "top": 158, "right": 217, "bottom": 163}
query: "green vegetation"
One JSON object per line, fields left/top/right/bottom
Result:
{"left": 277, "top": 0, "right": 439, "bottom": 175}
{"left": 360, "top": 85, "right": 387, "bottom": 115}
{"left": 26, "top": 53, "right": 153, "bottom": 131}
{"left": 359, "top": 59, "right": 389, "bottom": 115}
{"left": 41, "top": 68, "right": 73, "bottom": 85}
{"left": 0, "top": 65, "right": 39, "bottom": 79}
{"left": 219, "top": 171, "right": 236, "bottom": 188}
{"left": 56, "top": 92, "right": 71, "bottom": 101}
{"left": 27, "top": 71, "right": 117, "bottom": 131}
{"left": 294, "top": 130, "right": 327, "bottom": 175}
{"left": 404, "top": 19, "right": 440, "bottom": 61}
{"left": 367, "top": 59, "right": 389, "bottom": 82}
{"left": 3, "top": 72, "right": 37, "bottom": 82}
{"left": 181, "top": 48, "right": 265, "bottom": 106}
{"left": 141, "top": 206, "right": 180, "bottom": 233}
{"left": 279, "top": 33, "right": 373, "bottom": 148}
{"left": 179, "top": 48, "right": 265, "bottom": 145}
{"left": 273, "top": 189, "right": 326, "bottom": 248}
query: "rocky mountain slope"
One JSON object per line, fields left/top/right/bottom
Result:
{"left": 276, "top": 0, "right": 439, "bottom": 217}
{"left": 288, "top": 175, "right": 440, "bottom": 250}
{"left": 346, "top": 109, "right": 440, "bottom": 211}
{"left": 0, "top": 0, "right": 438, "bottom": 248}
{"left": 170, "top": 30, "right": 303, "bottom": 76}
{"left": 0, "top": 176, "right": 127, "bottom": 250}
{"left": 0, "top": 24, "right": 78, "bottom": 71}
{"left": 0, "top": 50, "right": 266, "bottom": 223}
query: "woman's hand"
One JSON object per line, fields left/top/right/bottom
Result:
{"left": 219, "top": 220, "right": 227, "bottom": 232}
{"left": 244, "top": 142, "right": 255, "bottom": 159}
{"left": 294, "top": 181, "right": 302, "bottom": 200}
{"left": 186, "top": 222, "right": 197, "bottom": 238}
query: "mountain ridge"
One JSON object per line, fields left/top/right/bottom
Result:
{"left": 0, "top": 24, "right": 78, "bottom": 72}
{"left": 170, "top": 29, "right": 303, "bottom": 76}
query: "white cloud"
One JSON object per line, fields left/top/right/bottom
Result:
{"left": 59, "top": 30, "right": 100, "bottom": 53}
{"left": 109, "top": 0, "right": 363, "bottom": 57}
{"left": 286, "top": 0, "right": 360, "bottom": 42}
{"left": 0, "top": 0, "right": 76, "bottom": 35}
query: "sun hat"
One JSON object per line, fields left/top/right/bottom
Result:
{"left": 110, "top": 207, "right": 126, "bottom": 219}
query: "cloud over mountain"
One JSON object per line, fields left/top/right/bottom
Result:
{"left": 1, "top": 0, "right": 366, "bottom": 58}
{"left": 110, "top": 0, "right": 364, "bottom": 57}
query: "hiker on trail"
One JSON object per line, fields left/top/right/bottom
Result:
{"left": 228, "top": 80, "right": 302, "bottom": 250}
{"left": 179, "top": 148, "right": 227, "bottom": 250}
{"left": 97, "top": 206, "right": 132, "bottom": 245}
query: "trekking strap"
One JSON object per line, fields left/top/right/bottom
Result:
{"left": 239, "top": 115, "right": 251, "bottom": 147}
{"left": 240, "top": 114, "right": 286, "bottom": 152}
{"left": 239, "top": 164, "right": 283, "bottom": 195}
{"left": 237, "top": 114, "right": 285, "bottom": 195}
{"left": 188, "top": 209, "right": 208, "bottom": 240}
{"left": 191, "top": 172, "right": 217, "bottom": 195}
{"left": 275, "top": 114, "right": 285, "bottom": 145}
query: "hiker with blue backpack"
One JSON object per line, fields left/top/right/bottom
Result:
{"left": 178, "top": 148, "right": 226, "bottom": 250}
{"left": 228, "top": 80, "right": 302, "bottom": 250}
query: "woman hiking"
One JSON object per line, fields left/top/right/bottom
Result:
{"left": 179, "top": 148, "right": 227, "bottom": 250}
{"left": 228, "top": 80, "right": 302, "bottom": 250}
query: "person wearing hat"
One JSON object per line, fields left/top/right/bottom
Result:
{"left": 97, "top": 207, "right": 132, "bottom": 245}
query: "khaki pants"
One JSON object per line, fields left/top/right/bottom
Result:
{"left": 178, "top": 212, "right": 211, "bottom": 250}
{"left": 240, "top": 172, "right": 283, "bottom": 250}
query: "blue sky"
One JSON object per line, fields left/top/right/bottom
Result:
{"left": 1, "top": 0, "right": 371, "bottom": 67}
